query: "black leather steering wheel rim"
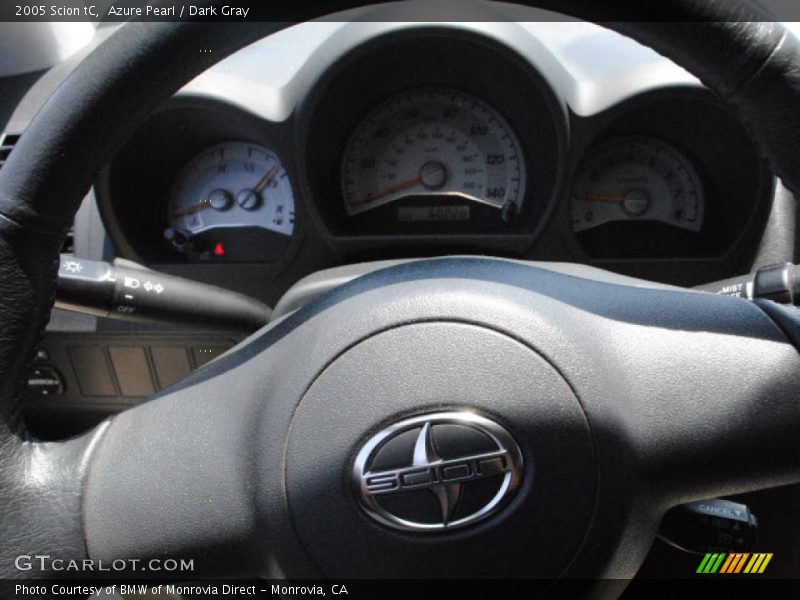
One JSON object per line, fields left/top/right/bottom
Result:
{"left": 2, "top": 0, "right": 800, "bottom": 590}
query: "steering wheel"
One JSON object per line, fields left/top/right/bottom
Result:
{"left": 2, "top": 0, "right": 800, "bottom": 594}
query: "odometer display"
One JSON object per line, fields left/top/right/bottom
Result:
{"left": 341, "top": 89, "right": 526, "bottom": 228}
{"left": 397, "top": 205, "right": 470, "bottom": 222}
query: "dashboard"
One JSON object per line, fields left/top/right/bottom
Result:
{"left": 0, "top": 14, "right": 792, "bottom": 442}
{"left": 1, "top": 18, "right": 782, "bottom": 313}
{"left": 90, "top": 23, "right": 774, "bottom": 306}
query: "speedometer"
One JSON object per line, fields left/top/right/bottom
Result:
{"left": 341, "top": 89, "right": 526, "bottom": 227}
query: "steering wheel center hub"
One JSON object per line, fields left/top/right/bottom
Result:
{"left": 284, "top": 320, "right": 596, "bottom": 578}
{"left": 352, "top": 410, "right": 524, "bottom": 532}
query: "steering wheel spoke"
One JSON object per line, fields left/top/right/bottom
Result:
{"left": 81, "top": 327, "right": 308, "bottom": 577}
{"left": 596, "top": 291, "right": 800, "bottom": 503}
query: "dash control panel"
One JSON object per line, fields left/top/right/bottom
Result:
{"left": 22, "top": 332, "right": 243, "bottom": 437}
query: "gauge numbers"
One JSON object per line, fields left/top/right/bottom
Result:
{"left": 167, "top": 142, "right": 294, "bottom": 262}
{"left": 341, "top": 89, "right": 526, "bottom": 220}
{"left": 571, "top": 136, "right": 704, "bottom": 233}
{"left": 170, "top": 142, "right": 294, "bottom": 236}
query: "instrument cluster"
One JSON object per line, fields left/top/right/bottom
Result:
{"left": 96, "top": 28, "right": 773, "bottom": 296}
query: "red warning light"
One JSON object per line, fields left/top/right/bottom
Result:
{"left": 213, "top": 242, "right": 225, "bottom": 257}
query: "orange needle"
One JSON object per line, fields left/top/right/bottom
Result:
{"left": 174, "top": 164, "right": 278, "bottom": 218}
{"left": 583, "top": 193, "right": 625, "bottom": 204}
{"left": 253, "top": 165, "right": 279, "bottom": 194}
{"left": 355, "top": 176, "right": 422, "bottom": 206}
{"left": 173, "top": 199, "right": 211, "bottom": 218}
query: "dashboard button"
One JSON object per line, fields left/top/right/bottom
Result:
{"left": 68, "top": 346, "right": 117, "bottom": 397}
{"left": 151, "top": 346, "right": 192, "bottom": 389}
{"left": 26, "top": 366, "right": 65, "bottom": 396}
{"left": 108, "top": 346, "right": 156, "bottom": 397}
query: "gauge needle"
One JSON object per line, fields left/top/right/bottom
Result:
{"left": 583, "top": 193, "right": 626, "bottom": 204}
{"left": 174, "top": 165, "right": 278, "bottom": 218}
{"left": 354, "top": 176, "right": 422, "bottom": 206}
{"left": 253, "top": 165, "right": 279, "bottom": 194}
{"left": 173, "top": 199, "right": 211, "bottom": 218}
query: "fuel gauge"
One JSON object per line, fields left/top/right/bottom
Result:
{"left": 166, "top": 141, "right": 295, "bottom": 262}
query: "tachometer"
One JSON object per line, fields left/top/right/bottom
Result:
{"left": 570, "top": 136, "right": 705, "bottom": 233}
{"left": 341, "top": 89, "right": 526, "bottom": 227}
{"left": 166, "top": 142, "right": 295, "bottom": 262}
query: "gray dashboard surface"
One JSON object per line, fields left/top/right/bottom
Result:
{"left": 3, "top": 18, "right": 699, "bottom": 133}
{"left": 3, "top": 6, "right": 800, "bottom": 131}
